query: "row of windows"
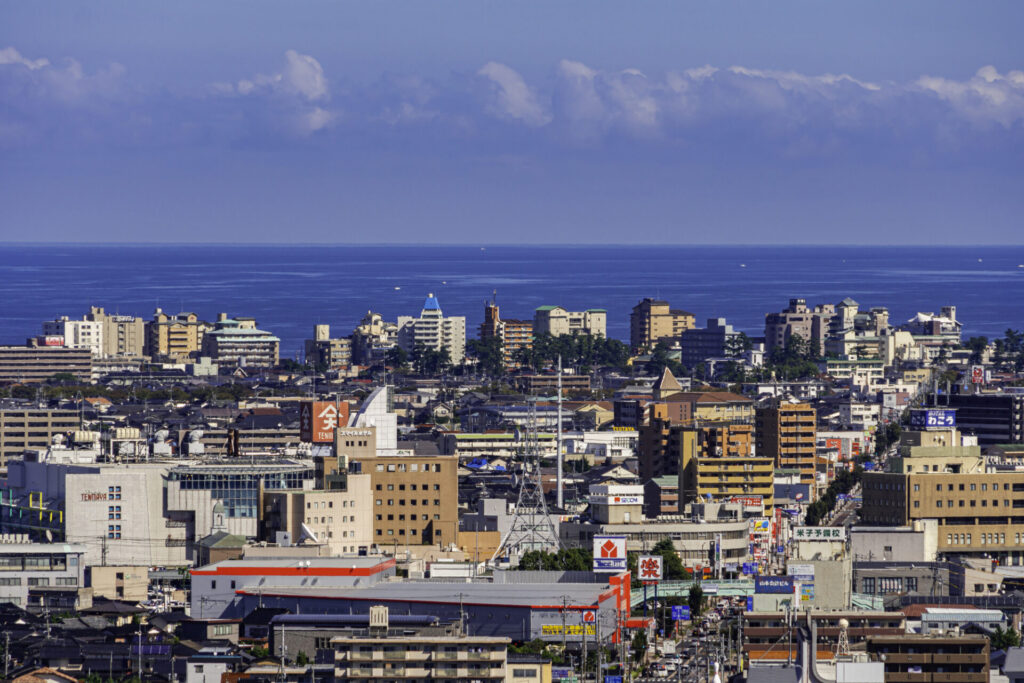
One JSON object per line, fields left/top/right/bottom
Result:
{"left": 860, "top": 576, "right": 917, "bottom": 594}
{"left": 376, "top": 528, "right": 442, "bottom": 537}
{"left": 375, "top": 499, "right": 442, "bottom": 507}
{"left": 933, "top": 499, "right": 1012, "bottom": 509}
{"left": 377, "top": 514, "right": 442, "bottom": 522}
{"left": 925, "top": 482, "right": 1015, "bottom": 493}
{"left": 374, "top": 463, "right": 443, "bottom": 473}
{"left": 306, "top": 516, "right": 357, "bottom": 524}
{"left": 375, "top": 483, "right": 441, "bottom": 491}
{"left": 306, "top": 500, "right": 355, "bottom": 509}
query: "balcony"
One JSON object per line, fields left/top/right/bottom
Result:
{"left": 932, "top": 654, "right": 986, "bottom": 665}
{"left": 882, "top": 653, "right": 931, "bottom": 665}
{"left": 933, "top": 674, "right": 986, "bottom": 683}
{"left": 349, "top": 651, "right": 378, "bottom": 661}
{"left": 434, "top": 651, "right": 459, "bottom": 661}
{"left": 884, "top": 673, "right": 930, "bottom": 683}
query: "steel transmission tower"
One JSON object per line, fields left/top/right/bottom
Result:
{"left": 492, "top": 399, "right": 561, "bottom": 561}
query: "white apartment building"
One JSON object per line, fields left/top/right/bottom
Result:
{"left": 533, "top": 306, "right": 606, "bottom": 338}
{"left": 42, "top": 316, "right": 104, "bottom": 356}
{"left": 397, "top": 294, "right": 466, "bottom": 365}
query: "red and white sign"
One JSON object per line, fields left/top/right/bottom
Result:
{"left": 300, "top": 401, "right": 350, "bottom": 443}
{"left": 638, "top": 555, "right": 663, "bottom": 582}
{"left": 971, "top": 365, "right": 985, "bottom": 385}
{"left": 729, "top": 495, "right": 763, "bottom": 508}
{"left": 583, "top": 610, "right": 596, "bottom": 623}
{"left": 592, "top": 535, "right": 627, "bottom": 573}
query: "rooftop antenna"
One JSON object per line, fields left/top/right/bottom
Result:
{"left": 491, "top": 398, "right": 561, "bottom": 562}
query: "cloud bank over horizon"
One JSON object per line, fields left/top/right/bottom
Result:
{"left": 3, "top": 45, "right": 1023, "bottom": 154}
{"left": 1, "top": 42, "right": 1022, "bottom": 245}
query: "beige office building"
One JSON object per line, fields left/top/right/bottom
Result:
{"left": 861, "top": 427, "right": 1024, "bottom": 565}
{"left": 261, "top": 476, "right": 374, "bottom": 555}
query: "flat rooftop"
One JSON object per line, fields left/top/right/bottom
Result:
{"left": 237, "top": 581, "right": 612, "bottom": 609}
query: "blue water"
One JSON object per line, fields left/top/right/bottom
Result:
{"left": 1, "top": 245, "right": 1022, "bottom": 357}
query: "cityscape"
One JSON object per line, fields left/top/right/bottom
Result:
{"left": 2, "top": 1, "right": 1023, "bottom": 682}
{"left": 1, "top": 290, "right": 1023, "bottom": 683}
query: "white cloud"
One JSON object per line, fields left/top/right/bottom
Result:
{"left": 477, "top": 62, "right": 550, "bottom": 126}
{"left": 916, "top": 65, "right": 1024, "bottom": 128}
{"left": 0, "top": 46, "right": 49, "bottom": 70}
{"left": 282, "top": 50, "right": 328, "bottom": 101}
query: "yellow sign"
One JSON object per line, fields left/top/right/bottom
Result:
{"left": 542, "top": 625, "right": 597, "bottom": 636}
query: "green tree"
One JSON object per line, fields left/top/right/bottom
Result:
{"left": 991, "top": 625, "right": 1021, "bottom": 650}
{"left": 295, "top": 650, "right": 309, "bottom": 666}
{"left": 467, "top": 336, "right": 505, "bottom": 376}
{"left": 384, "top": 345, "right": 408, "bottom": 370}
{"left": 963, "top": 336, "right": 988, "bottom": 364}
{"left": 687, "top": 584, "right": 704, "bottom": 618}
{"left": 631, "top": 628, "right": 648, "bottom": 663}
{"left": 650, "top": 538, "right": 689, "bottom": 580}
{"left": 725, "top": 332, "right": 753, "bottom": 358}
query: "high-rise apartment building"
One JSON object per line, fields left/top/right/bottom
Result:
{"left": 629, "top": 298, "right": 695, "bottom": 351}
{"left": 755, "top": 401, "right": 817, "bottom": 497}
{"left": 86, "top": 306, "right": 146, "bottom": 357}
{"left": 678, "top": 317, "right": 741, "bottom": 368}
{"left": 41, "top": 316, "right": 104, "bottom": 356}
{"left": 201, "top": 313, "right": 280, "bottom": 368}
{"left": 305, "top": 324, "right": 353, "bottom": 370}
{"left": 351, "top": 312, "right": 399, "bottom": 365}
{"left": 764, "top": 298, "right": 834, "bottom": 354}
{"left": 479, "top": 303, "right": 533, "bottom": 368}
{"left": 43, "top": 308, "right": 146, "bottom": 358}
{"left": 146, "top": 309, "right": 207, "bottom": 360}
{"left": 397, "top": 294, "right": 466, "bottom": 365}
{"left": 533, "top": 306, "right": 606, "bottom": 338}
{"left": 639, "top": 418, "right": 773, "bottom": 507}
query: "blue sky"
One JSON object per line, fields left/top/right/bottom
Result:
{"left": 2, "top": 1, "right": 1022, "bottom": 244}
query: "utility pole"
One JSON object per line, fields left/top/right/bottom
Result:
{"left": 582, "top": 609, "right": 588, "bottom": 679}
{"left": 596, "top": 610, "right": 603, "bottom": 683}
{"left": 556, "top": 355, "right": 563, "bottom": 509}
{"left": 278, "top": 620, "right": 287, "bottom": 683}
{"left": 137, "top": 623, "right": 143, "bottom": 681}
{"left": 561, "top": 596, "right": 569, "bottom": 654}
{"left": 4, "top": 631, "right": 10, "bottom": 679}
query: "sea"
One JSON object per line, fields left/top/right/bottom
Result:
{"left": 1, "top": 244, "right": 1023, "bottom": 359}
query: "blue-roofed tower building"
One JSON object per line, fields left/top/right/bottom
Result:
{"left": 397, "top": 293, "right": 466, "bottom": 365}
